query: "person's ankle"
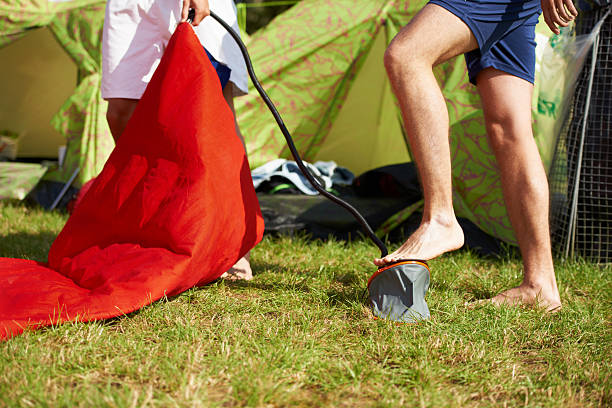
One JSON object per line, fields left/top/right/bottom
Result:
{"left": 422, "top": 212, "right": 458, "bottom": 228}
{"left": 520, "top": 277, "right": 559, "bottom": 299}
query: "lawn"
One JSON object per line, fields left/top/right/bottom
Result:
{"left": 0, "top": 201, "right": 610, "bottom": 407}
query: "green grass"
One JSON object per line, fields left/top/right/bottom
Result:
{"left": 0, "top": 200, "right": 610, "bottom": 407}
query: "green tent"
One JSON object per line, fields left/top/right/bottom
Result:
{"left": 0, "top": 0, "right": 113, "bottom": 187}
{"left": 235, "top": 0, "right": 575, "bottom": 244}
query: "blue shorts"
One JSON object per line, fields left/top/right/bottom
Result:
{"left": 429, "top": 0, "right": 541, "bottom": 85}
{"left": 204, "top": 47, "right": 231, "bottom": 90}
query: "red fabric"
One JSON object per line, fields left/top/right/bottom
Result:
{"left": 68, "top": 178, "right": 96, "bottom": 214}
{"left": 0, "top": 23, "right": 264, "bottom": 340}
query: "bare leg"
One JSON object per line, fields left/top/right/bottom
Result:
{"left": 106, "top": 98, "right": 138, "bottom": 142}
{"left": 374, "top": 5, "right": 478, "bottom": 266}
{"left": 220, "top": 83, "right": 254, "bottom": 281}
{"left": 221, "top": 83, "right": 247, "bottom": 150}
{"left": 475, "top": 68, "right": 561, "bottom": 311}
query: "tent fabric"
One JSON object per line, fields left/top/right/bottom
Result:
{"left": 0, "top": 0, "right": 114, "bottom": 186}
{"left": 46, "top": 2, "right": 115, "bottom": 186}
{"left": 234, "top": 0, "right": 565, "bottom": 245}
{"left": 0, "top": 162, "right": 47, "bottom": 200}
{"left": 235, "top": 0, "right": 418, "bottom": 175}
{"left": 0, "top": 23, "right": 264, "bottom": 340}
{"left": 0, "top": 0, "right": 55, "bottom": 48}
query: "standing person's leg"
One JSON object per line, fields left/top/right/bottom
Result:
{"left": 374, "top": 4, "right": 478, "bottom": 266}
{"left": 476, "top": 68, "right": 561, "bottom": 311}
{"left": 106, "top": 98, "right": 138, "bottom": 142}
{"left": 221, "top": 83, "right": 247, "bottom": 149}
{"left": 220, "top": 82, "right": 254, "bottom": 281}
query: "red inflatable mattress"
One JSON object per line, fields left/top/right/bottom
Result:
{"left": 0, "top": 23, "right": 264, "bottom": 340}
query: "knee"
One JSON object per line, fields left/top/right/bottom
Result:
{"left": 384, "top": 38, "right": 424, "bottom": 79}
{"left": 106, "top": 101, "right": 131, "bottom": 129}
{"left": 484, "top": 105, "right": 531, "bottom": 146}
{"left": 486, "top": 120, "right": 508, "bottom": 150}
{"left": 383, "top": 43, "right": 401, "bottom": 78}
{"left": 484, "top": 112, "right": 526, "bottom": 153}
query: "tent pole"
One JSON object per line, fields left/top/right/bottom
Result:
{"left": 50, "top": 167, "right": 80, "bottom": 211}
{"left": 564, "top": 28, "right": 601, "bottom": 259}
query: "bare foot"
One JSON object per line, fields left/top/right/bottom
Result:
{"left": 220, "top": 255, "right": 253, "bottom": 281}
{"left": 374, "top": 216, "right": 464, "bottom": 266}
{"left": 469, "top": 282, "right": 562, "bottom": 312}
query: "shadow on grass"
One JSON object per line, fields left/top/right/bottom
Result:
{"left": 428, "top": 273, "right": 497, "bottom": 302}
{"left": 223, "top": 275, "right": 369, "bottom": 307}
{"left": 461, "top": 286, "right": 498, "bottom": 302}
{"left": 250, "top": 260, "right": 294, "bottom": 276}
{"left": 326, "top": 286, "right": 369, "bottom": 306}
{"left": 247, "top": 259, "right": 370, "bottom": 304}
{"left": 0, "top": 231, "right": 58, "bottom": 260}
